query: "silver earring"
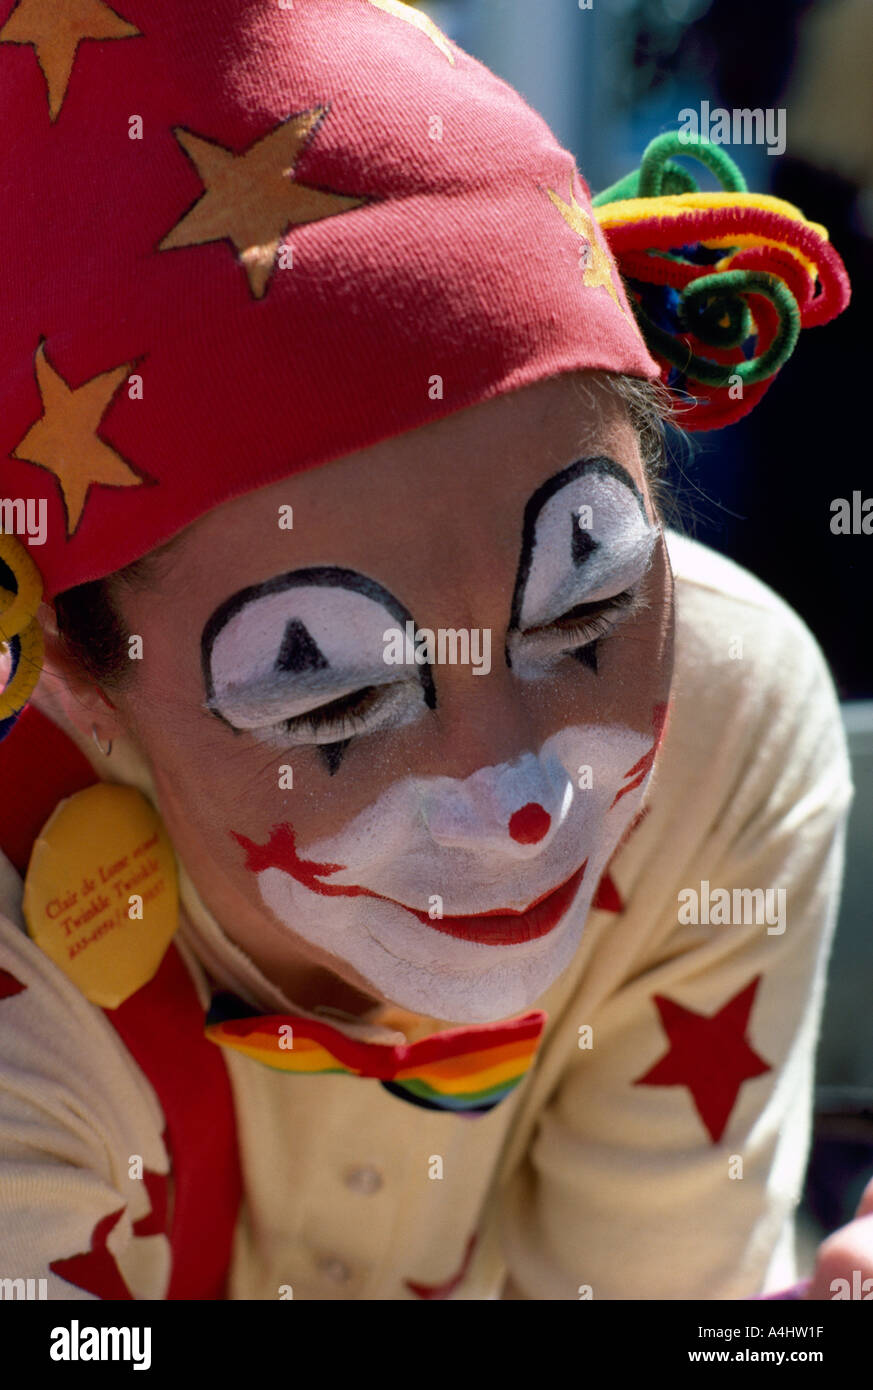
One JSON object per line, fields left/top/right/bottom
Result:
{"left": 91, "top": 724, "right": 113, "bottom": 757}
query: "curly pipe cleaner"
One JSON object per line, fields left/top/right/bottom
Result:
{"left": 593, "top": 132, "right": 851, "bottom": 429}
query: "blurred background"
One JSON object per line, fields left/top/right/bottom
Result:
{"left": 416, "top": 0, "right": 872, "bottom": 1273}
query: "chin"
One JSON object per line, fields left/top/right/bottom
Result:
{"left": 260, "top": 866, "right": 595, "bottom": 1024}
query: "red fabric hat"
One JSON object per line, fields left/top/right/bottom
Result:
{"left": 0, "top": 0, "right": 657, "bottom": 603}
{"left": 0, "top": 0, "right": 852, "bottom": 744}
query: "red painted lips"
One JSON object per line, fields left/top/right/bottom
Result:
{"left": 405, "top": 859, "right": 589, "bottom": 945}
{"left": 232, "top": 821, "right": 587, "bottom": 946}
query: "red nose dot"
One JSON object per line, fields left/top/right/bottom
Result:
{"left": 508, "top": 802, "right": 551, "bottom": 845}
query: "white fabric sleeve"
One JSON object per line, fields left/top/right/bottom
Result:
{"left": 0, "top": 877, "right": 172, "bottom": 1301}
{"left": 497, "top": 545, "right": 853, "bottom": 1300}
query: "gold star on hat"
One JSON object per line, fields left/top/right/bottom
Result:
{"left": 365, "top": 0, "right": 455, "bottom": 64}
{"left": 158, "top": 108, "right": 368, "bottom": 300}
{"left": 12, "top": 340, "right": 145, "bottom": 536}
{"left": 546, "top": 185, "right": 629, "bottom": 319}
{"left": 0, "top": 0, "right": 141, "bottom": 123}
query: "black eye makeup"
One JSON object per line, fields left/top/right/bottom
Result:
{"left": 199, "top": 460, "right": 657, "bottom": 771}
{"left": 201, "top": 567, "right": 435, "bottom": 774}
{"left": 505, "top": 457, "right": 656, "bottom": 678}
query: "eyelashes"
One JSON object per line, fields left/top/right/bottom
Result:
{"left": 536, "top": 588, "right": 636, "bottom": 645}
{"left": 275, "top": 681, "right": 423, "bottom": 775}
{"left": 505, "top": 588, "right": 641, "bottom": 677}
{"left": 281, "top": 685, "right": 381, "bottom": 739}
{"left": 259, "top": 587, "right": 642, "bottom": 773}
{"left": 283, "top": 686, "right": 378, "bottom": 777}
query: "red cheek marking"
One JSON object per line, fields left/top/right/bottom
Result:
{"left": 652, "top": 699, "right": 669, "bottom": 748}
{"left": 231, "top": 823, "right": 359, "bottom": 898}
{"left": 609, "top": 700, "right": 670, "bottom": 811}
{"left": 508, "top": 802, "right": 551, "bottom": 845}
{"left": 230, "top": 822, "right": 587, "bottom": 943}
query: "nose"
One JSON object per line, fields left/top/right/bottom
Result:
{"left": 508, "top": 802, "right": 551, "bottom": 845}
{"left": 418, "top": 754, "right": 570, "bottom": 856}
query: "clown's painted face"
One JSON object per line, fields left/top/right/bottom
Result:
{"left": 101, "top": 373, "right": 674, "bottom": 1022}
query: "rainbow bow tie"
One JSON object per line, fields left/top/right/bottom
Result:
{"left": 205, "top": 993, "right": 547, "bottom": 1115}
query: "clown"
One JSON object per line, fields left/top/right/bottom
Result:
{"left": 0, "top": 0, "right": 868, "bottom": 1302}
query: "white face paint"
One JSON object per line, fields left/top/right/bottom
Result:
{"left": 516, "top": 458, "right": 654, "bottom": 624}
{"left": 507, "top": 456, "right": 657, "bottom": 678}
{"left": 202, "top": 568, "right": 432, "bottom": 758}
{"left": 205, "top": 458, "right": 666, "bottom": 1022}
{"left": 235, "top": 721, "right": 656, "bottom": 1023}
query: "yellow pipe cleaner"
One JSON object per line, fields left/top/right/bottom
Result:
{"left": 0, "top": 533, "right": 45, "bottom": 723}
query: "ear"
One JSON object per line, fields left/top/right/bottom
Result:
{"left": 37, "top": 600, "right": 126, "bottom": 749}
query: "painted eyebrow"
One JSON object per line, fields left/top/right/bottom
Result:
{"left": 507, "top": 455, "right": 653, "bottom": 633}
{"left": 200, "top": 565, "right": 436, "bottom": 730}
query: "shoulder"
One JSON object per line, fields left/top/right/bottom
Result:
{"left": 658, "top": 529, "right": 852, "bottom": 817}
{"left": 0, "top": 850, "right": 176, "bottom": 1298}
{"left": 0, "top": 849, "right": 166, "bottom": 1146}
{"left": 667, "top": 525, "right": 829, "bottom": 657}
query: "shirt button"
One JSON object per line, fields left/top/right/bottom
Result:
{"left": 344, "top": 1165, "right": 383, "bottom": 1194}
{"left": 316, "top": 1254, "right": 352, "bottom": 1284}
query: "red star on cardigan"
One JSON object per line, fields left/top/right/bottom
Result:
{"left": 591, "top": 806, "right": 652, "bottom": 915}
{"left": 633, "top": 975, "right": 772, "bottom": 1143}
{"left": 592, "top": 870, "right": 622, "bottom": 913}
{"left": 2, "top": 965, "right": 169, "bottom": 1295}
{"left": 0, "top": 967, "right": 26, "bottom": 999}
{"left": 49, "top": 1165, "right": 169, "bottom": 1298}
{"left": 49, "top": 1209, "right": 133, "bottom": 1300}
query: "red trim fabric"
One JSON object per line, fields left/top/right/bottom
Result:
{"left": 110, "top": 942, "right": 241, "bottom": 1299}
{"left": 0, "top": 703, "right": 98, "bottom": 875}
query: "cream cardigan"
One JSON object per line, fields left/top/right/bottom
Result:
{"left": 0, "top": 531, "right": 852, "bottom": 1299}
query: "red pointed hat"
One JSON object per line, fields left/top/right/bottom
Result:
{"left": 0, "top": 0, "right": 852, "bottom": 736}
{"left": 0, "top": 0, "right": 657, "bottom": 603}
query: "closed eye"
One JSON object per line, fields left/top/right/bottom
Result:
{"left": 253, "top": 678, "right": 427, "bottom": 776}
{"left": 529, "top": 589, "right": 637, "bottom": 637}
{"left": 279, "top": 685, "right": 383, "bottom": 740}
{"left": 508, "top": 588, "right": 642, "bottom": 671}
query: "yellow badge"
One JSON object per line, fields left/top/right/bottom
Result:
{"left": 23, "top": 783, "right": 178, "bottom": 1009}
